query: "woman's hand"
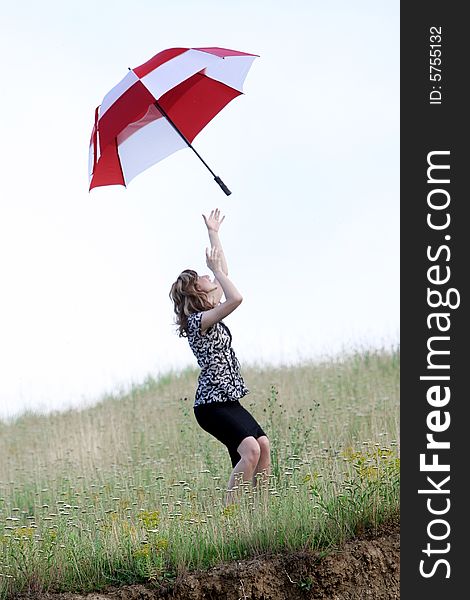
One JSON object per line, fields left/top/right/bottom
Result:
{"left": 203, "top": 208, "right": 228, "bottom": 276}
{"left": 206, "top": 246, "right": 223, "bottom": 275}
{"left": 203, "top": 208, "right": 225, "bottom": 233}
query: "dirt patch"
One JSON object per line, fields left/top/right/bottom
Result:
{"left": 15, "top": 521, "right": 399, "bottom": 600}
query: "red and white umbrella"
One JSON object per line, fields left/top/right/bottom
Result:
{"left": 89, "top": 46, "right": 258, "bottom": 195}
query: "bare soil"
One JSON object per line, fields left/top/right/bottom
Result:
{"left": 15, "top": 520, "right": 400, "bottom": 600}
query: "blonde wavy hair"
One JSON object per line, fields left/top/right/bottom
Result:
{"left": 169, "top": 269, "right": 214, "bottom": 337}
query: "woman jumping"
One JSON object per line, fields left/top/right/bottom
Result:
{"left": 169, "top": 209, "right": 271, "bottom": 506}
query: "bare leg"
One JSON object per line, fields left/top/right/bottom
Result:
{"left": 252, "top": 436, "right": 271, "bottom": 489}
{"left": 225, "top": 437, "right": 260, "bottom": 506}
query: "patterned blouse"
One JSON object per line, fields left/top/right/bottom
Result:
{"left": 187, "top": 311, "right": 249, "bottom": 407}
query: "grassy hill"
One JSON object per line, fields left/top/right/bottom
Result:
{"left": 0, "top": 348, "right": 399, "bottom": 596}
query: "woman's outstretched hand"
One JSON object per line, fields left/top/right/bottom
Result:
{"left": 203, "top": 208, "right": 225, "bottom": 232}
{"left": 203, "top": 208, "right": 228, "bottom": 277}
{"left": 206, "top": 246, "right": 223, "bottom": 274}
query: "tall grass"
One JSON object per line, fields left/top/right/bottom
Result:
{"left": 0, "top": 348, "right": 399, "bottom": 596}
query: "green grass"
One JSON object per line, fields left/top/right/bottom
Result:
{"left": 0, "top": 347, "right": 399, "bottom": 596}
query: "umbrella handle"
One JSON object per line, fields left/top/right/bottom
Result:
{"left": 214, "top": 176, "right": 232, "bottom": 196}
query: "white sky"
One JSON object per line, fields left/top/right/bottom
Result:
{"left": 0, "top": 0, "right": 399, "bottom": 420}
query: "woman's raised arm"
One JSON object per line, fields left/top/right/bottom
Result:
{"left": 203, "top": 208, "right": 228, "bottom": 276}
{"left": 200, "top": 246, "right": 242, "bottom": 333}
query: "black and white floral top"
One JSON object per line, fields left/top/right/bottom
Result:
{"left": 187, "top": 311, "right": 249, "bottom": 407}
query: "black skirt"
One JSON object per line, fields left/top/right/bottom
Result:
{"left": 193, "top": 400, "right": 267, "bottom": 467}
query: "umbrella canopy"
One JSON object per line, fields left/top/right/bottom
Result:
{"left": 89, "top": 47, "right": 258, "bottom": 192}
